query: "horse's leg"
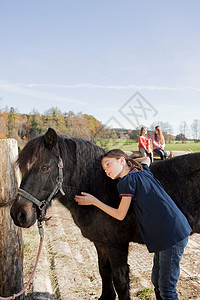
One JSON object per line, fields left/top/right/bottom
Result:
{"left": 107, "top": 243, "right": 130, "bottom": 300}
{"left": 94, "top": 242, "right": 116, "bottom": 300}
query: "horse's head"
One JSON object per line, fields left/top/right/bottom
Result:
{"left": 10, "top": 128, "right": 64, "bottom": 228}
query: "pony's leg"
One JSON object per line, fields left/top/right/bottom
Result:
{"left": 107, "top": 243, "right": 130, "bottom": 300}
{"left": 94, "top": 242, "right": 116, "bottom": 300}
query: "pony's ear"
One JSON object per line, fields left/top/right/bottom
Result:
{"left": 44, "top": 128, "right": 58, "bottom": 150}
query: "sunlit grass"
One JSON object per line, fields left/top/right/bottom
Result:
{"left": 95, "top": 139, "right": 200, "bottom": 152}
{"left": 165, "top": 141, "right": 200, "bottom": 152}
{"left": 136, "top": 288, "right": 154, "bottom": 299}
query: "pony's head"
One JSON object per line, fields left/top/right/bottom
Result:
{"left": 10, "top": 128, "right": 63, "bottom": 228}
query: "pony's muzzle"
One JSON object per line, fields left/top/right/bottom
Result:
{"left": 10, "top": 196, "right": 37, "bottom": 228}
{"left": 17, "top": 209, "right": 28, "bottom": 227}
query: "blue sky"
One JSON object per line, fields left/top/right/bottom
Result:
{"left": 0, "top": 0, "right": 200, "bottom": 137}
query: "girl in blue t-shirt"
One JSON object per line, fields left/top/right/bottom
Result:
{"left": 75, "top": 149, "right": 192, "bottom": 300}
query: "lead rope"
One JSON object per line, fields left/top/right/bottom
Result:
{"left": 0, "top": 157, "right": 64, "bottom": 299}
{"left": 0, "top": 221, "right": 44, "bottom": 300}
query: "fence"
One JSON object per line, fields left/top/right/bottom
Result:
{"left": 0, "top": 139, "right": 24, "bottom": 299}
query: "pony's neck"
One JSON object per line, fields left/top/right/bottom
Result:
{"left": 61, "top": 137, "right": 104, "bottom": 201}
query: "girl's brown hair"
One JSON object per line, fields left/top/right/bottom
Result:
{"left": 155, "top": 125, "right": 163, "bottom": 143}
{"left": 140, "top": 126, "right": 147, "bottom": 136}
{"left": 102, "top": 149, "right": 143, "bottom": 171}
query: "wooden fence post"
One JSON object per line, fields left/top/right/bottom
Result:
{"left": 0, "top": 139, "right": 24, "bottom": 299}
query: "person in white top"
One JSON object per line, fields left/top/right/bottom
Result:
{"left": 152, "top": 126, "right": 167, "bottom": 160}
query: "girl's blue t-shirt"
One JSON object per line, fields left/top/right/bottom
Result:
{"left": 117, "top": 164, "right": 192, "bottom": 253}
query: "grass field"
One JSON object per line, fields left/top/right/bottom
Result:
{"left": 95, "top": 139, "right": 200, "bottom": 152}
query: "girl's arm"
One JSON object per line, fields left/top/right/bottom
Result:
{"left": 161, "top": 135, "right": 165, "bottom": 148}
{"left": 134, "top": 157, "right": 150, "bottom": 166}
{"left": 152, "top": 135, "right": 160, "bottom": 148}
{"left": 74, "top": 193, "right": 132, "bottom": 221}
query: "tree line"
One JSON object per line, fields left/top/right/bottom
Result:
{"left": 0, "top": 107, "right": 199, "bottom": 149}
{"left": 0, "top": 107, "right": 117, "bottom": 148}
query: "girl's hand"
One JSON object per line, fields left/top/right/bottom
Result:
{"left": 74, "top": 192, "right": 98, "bottom": 206}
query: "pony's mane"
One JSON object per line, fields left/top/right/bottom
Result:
{"left": 59, "top": 136, "right": 120, "bottom": 206}
{"left": 17, "top": 134, "right": 105, "bottom": 177}
{"left": 17, "top": 135, "right": 47, "bottom": 176}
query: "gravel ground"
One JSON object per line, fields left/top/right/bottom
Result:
{"left": 23, "top": 200, "right": 200, "bottom": 300}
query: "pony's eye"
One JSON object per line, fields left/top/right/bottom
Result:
{"left": 41, "top": 165, "right": 50, "bottom": 173}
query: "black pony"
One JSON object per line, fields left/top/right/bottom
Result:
{"left": 11, "top": 128, "right": 200, "bottom": 300}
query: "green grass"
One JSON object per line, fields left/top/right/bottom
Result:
{"left": 95, "top": 139, "right": 200, "bottom": 152}
{"left": 95, "top": 138, "right": 138, "bottom": 151}
{"left": 164, "top": 141, "right": 200, "bottom": 152}
{"left": 136, "top": 288, "right": 154, "bottom": 299}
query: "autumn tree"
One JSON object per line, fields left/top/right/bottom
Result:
{"left": 29, "top": 109, "right": 44, "bottom": 134}
{"left": 0, "top": 112, "right": 8, "bottom": 138}
{"left": 65, "top": 111, "right": 92, "bottom": 139}
{"left": 7, "top": 107, "right": 16, "bottom": 138}
{"left": 43, "top": 107, "right": 66, "bottom": 134}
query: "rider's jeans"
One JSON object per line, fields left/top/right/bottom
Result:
{"left": 151, "top": 236, "right": 189, "bottom": 300}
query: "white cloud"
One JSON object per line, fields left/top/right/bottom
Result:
{"left": 0, "top": 80, "right": 87, "bottom": 105}
{"left": 10, "top": 82, "right": 200, "bottom": 92}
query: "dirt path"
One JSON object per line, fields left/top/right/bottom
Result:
{"left": 23, "top": 200, "right": 200, "bottom": 300}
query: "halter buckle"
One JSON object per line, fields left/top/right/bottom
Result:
{"left": 58, "top": 157, "right": 64, "bottom": 169}
{"left": 39, "top": 200, "right": 47, "bottom": 211}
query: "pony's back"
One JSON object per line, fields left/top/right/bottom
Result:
{"left": 150, "top": 153, "right": 200, "bottom": 233}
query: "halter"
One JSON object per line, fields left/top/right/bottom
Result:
{"left": 0, "top": 157, "right": 66, "bottom": 299}
{"left": 17, "top": 157, "right": 65, "bottom": 217}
